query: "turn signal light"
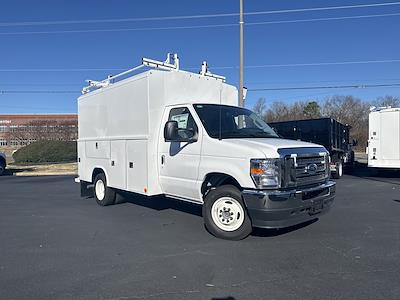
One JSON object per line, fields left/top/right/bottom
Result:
{"left": 250, "top": 167, "right": 264, "bottom": 175}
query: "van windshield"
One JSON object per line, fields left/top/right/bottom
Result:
{"left": 193, "top": 104, "right": 279, "bottom": 139}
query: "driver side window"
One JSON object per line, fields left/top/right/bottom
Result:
{"left": 168, "top": 107, "right": 198, "bottom": 139}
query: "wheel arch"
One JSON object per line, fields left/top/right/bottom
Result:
{"left": 201, "top": 172, "right": 242, "bottom": 199}
{"left": 91, "top": 167, "right": 108, "bottom": 184}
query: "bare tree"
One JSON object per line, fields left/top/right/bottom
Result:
{"left": 373, "top": 95, "right": 400, "bottom": 108}
{"left": 322, "top": 95, "right": 370, "bottom": 149}
{"left": 265, "top": 100, "right": 321, "bottom": 122}
{"left": 265, "top": 101, "right": 291, "bottom": 122}
{"left": 253, "top": 98, "right": 267, "bottom": 117}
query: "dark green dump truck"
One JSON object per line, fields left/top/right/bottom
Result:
{"left": 269, "top": 118, "right": 355, "bottom": 179}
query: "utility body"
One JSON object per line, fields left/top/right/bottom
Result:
{"left": 77, "top": 54, "right": 336, "bottom": 240}
{"left": 368, "top": 107, "right": 400, "bottom": 168}
{"left": 270, "top": 118, "right": 355, "bottom": 179}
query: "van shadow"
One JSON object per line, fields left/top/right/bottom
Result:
{"left": 347, "top": 162, "right": 400, "bottom": 185}
{"left": 251, "top": 219, "right": 318, "bottom": 237}
{"left": 117, "top": 190, "right": 203, "bottom": 217}
{"left": 116, "top": 190, "right": 318, "bottom": 237}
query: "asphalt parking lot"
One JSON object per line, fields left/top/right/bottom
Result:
{"left": 1, "top": 169, "right": 399, "bottom": 300}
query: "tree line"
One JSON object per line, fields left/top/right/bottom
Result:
{"left": 253, "top": 95, "right": 400, "bottom": 150}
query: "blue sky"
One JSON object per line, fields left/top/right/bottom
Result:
{"left": 0, "top": 0, "right": 399, "bottom": 113}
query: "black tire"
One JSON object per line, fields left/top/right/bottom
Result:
{"left": 203, "top": 185, "right": 252, "bottom": 240}
{"left": 332, "top": 160, "right": 343, "bottom": 179}
{"left": 93, "top": 173, "right": 116, "bottom": 206}
{"left": 0, "top": 159, "right": 5, "bottom": 176}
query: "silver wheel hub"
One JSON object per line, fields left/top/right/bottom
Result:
{"left": 211, "top": 197, "right": 245, "bottom": 232}
{"left": 95, "top": 179, "right": 105, "bottom": 201}
{"left": 337, "top": 162, "right": 343, "bottom": 176}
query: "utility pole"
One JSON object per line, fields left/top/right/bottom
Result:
{"left": 239, "top": 0, "right": 244, "bottom": 107}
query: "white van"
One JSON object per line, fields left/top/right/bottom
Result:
{"left": 77, "top": 54, "right": 335, "bottom": 240}
{"left": 368, "top": 106, "right": 400, "bottom": 168}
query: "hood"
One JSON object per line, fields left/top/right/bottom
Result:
{"left": 221, "top": 138, "right": 325, "bottom": 158}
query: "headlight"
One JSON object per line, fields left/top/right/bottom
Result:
{"left": 250, "top": 158, "right": 281, "bottom": 189}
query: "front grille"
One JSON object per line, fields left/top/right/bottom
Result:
{"left": 278, "top": 147, "right": 329, "bottom": 189}
{"left": 295, "top": 155, "right": 327, "bottom": 186}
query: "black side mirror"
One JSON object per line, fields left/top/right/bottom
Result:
{"left": 352, "top": 139, "right": 358, "bottom": 147}
{"left": 164, "top": 120, "right": 198, "bottom": 143}
{"left": 164, "top": 121, "right": 178, "bottom": 142}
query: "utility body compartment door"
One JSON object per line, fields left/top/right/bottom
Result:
{"left": 108, "top": 140, "right": 127, "bottom": 190}
{"left": 126, "top": 140, "right": 148, "bottom": 194}
{"left": 158, "top": 106, "right": 202, "bottom": 201}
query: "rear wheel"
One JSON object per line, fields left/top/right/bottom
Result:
{"left": 203, "top": 185, "right": 252, "bottom": 240}
{"left": 94, "top": 173, "right": 116, "bottom": 206}
{"left": 332, "top": 160, "right": 343, "bottom": 179}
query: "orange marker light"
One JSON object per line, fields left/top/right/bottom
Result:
{"left": 144, "top": 187, "right": 148, "bottom": 193}
{"left": 250, "top": 168, "right": 264, "bottom": 175}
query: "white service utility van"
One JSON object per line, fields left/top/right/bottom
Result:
{"left": 368, "top": 106, "right": 400, "bottom": 168}
{"left": 77, "top": 54, "right": 336, "bottom": 240}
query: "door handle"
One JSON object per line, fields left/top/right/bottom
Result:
{"left": 161, "top": 155, "right": 165, "bottom": 165}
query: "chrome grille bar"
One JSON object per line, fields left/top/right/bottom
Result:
{"left": 278, "top": 147, "right": 329, "bottom": 188}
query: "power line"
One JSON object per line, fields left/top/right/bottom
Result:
{"left": 0, "top": 1, "right": 399, "bottom": 27}
{"left": 2, "top": 78, "right": 400, "bottom": 87}
{"left": 1, "top": 12, "right": 399, "bottom": 35}
{"left": 1, "top": 83, "right": 400, "bottom": 94}
{"left": 0, "top": 24, "right": 236, "bottom": 35}
{"left": 246, "top": 12, "right": 400, "bottom": 26}
{"left": 236, "top": 59, "right": 400, "bottom": 69}
{"left": 248, "top": 83, "right": 400, "bottom": 91}
{"left": 246, "top": 78, "right": 400, "bottom": 85}
{"left": 1, "top": 59, "right": 400, "bottom": 72}
{"left": 0, "top": 90, "right": 78, "bottom": 94}
{"left": 0, "top": 68, "right": 124, "bottom": 72}
{"left": 0, "top": 83, "right": 82, "bottom": 86}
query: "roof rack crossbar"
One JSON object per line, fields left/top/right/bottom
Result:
{"left": 81, "top": 53, "right": 226, "bottom": 94}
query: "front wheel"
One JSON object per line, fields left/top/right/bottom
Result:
{"left": 94, "top": 173, "right": 116, "bottom": 206}
{"left": 203, "top": 185, "right": 252, "bottom": 240}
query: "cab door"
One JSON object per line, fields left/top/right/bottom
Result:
{"left": 158, "top": 105, "right": 202, "bottom": 201}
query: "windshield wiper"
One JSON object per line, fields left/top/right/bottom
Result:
{"left": 246, "top": 132, "right": 278, "bottom": 138}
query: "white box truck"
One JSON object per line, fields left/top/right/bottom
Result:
{"left": 368, "top": 107, "right": 400, "bottom": 168}
{"left": 77, "top": 54, "right": 336, "bottom": 240}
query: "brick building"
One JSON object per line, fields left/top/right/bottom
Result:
{"left": 0, "top": 114, "right": 78, "bottom": 149}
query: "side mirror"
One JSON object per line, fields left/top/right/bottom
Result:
{"left": 352, "top": 139, "right": 358, "bottom": 147}
{"left": 164, "top": 121, "right": 178, "bottom": 142}
{"left": 164, "top": 120, "right": 198, "bottom": 143}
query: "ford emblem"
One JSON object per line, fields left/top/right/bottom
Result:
{"left": 306, "top": 163, "right": 318, "bottom": 175}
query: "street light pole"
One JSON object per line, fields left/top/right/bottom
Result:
{"left": 239, "top": 0, "right": 244, "bottom": 107}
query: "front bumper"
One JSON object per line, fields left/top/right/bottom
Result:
{"left": 242, "top": 181, "right": 336, "bottom": 229}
